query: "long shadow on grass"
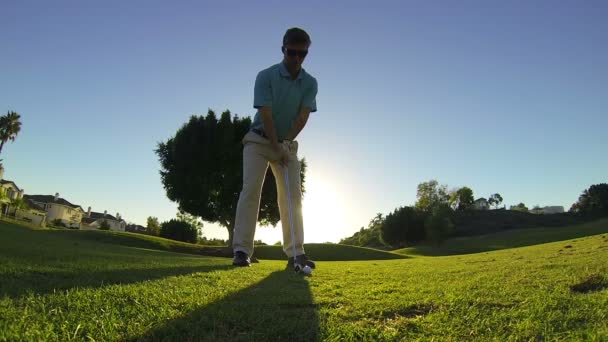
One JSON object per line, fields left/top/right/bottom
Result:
{"left": 127, "top": 270, "right": 319, "bottom": 342}
{"left": 0, "top": 264, "right": 233, "bottom": 299}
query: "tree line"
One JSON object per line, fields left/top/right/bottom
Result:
{"left": 341, "top": 180, "right": 608, "bottom": 249}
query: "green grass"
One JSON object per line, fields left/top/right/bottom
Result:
{"left": 7, "top": 223, "right": 405, "bottom": 261}
{"left": 253, "top": 243, "right": 407, "bottom": 261}
{"left": 393, "top": 218, "right": 608, "bottom": 256}
{"left": 1, "top": 220, "right": 608, "bottom": 341}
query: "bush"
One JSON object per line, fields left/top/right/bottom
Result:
{"left": 52, "top": 219, "right": 66, "bottom": 228}
{"left": 198, "top": 237, "right": 227, "bottom": 246}
{"left": 99, "top": 220, "right": 111, "bottom": 231}
{"left": 340, "top": 214, "right": 387, "bottom": 248}
{"left": 160, "top": 219, "right": 198, "bottom": 243}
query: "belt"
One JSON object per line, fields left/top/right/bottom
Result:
{"left": 251, "top": 128, "right": 284, "bottom": 142}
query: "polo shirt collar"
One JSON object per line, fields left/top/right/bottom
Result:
{"left": 279, "top": 62, "right": 305, "bottom": 80}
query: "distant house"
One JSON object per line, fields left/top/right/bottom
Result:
{"left": 0, "top": 179, "right": 25, "bottom": 215}
{"left": 15, "top": 198, "right": 47, "bottom": 227}
{"left": 0, "top": 180, "right": 24, "bottom": 201}
{"left": 24, "top": 193, "right": 85, "bottom": 228}
{"left": 543, "top": 206, "right": 565, "bottom": 214}
{"left": 126, "top": 223, "right": 148, "bottom": 234}
{"left": 81, "top": 207, "right": 126, "bottom": 232}
{"left": 530, "top": 206, "right": 565, "bottom": 215}
{"left": 0, "top": 165, "right": 24, "bottom": 215}
{"left": 473, "top": 198, "right": 490, "bottom": 210}
{"left": 0, "top": 166, "right": 47, "bottom": 226}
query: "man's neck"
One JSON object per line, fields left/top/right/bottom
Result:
{"left": 283, "top": 61, "right": 301, "bottom": 80}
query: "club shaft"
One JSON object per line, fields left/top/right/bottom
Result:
{"left": 284, "top": 164, "right": 298, "bottom": 262}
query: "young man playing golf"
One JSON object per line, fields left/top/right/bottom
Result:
{"left": 232, "top": 27, "right": 318, "bottom": 270}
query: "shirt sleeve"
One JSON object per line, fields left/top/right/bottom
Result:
{"left": 301, "top": 78, "right": 318, "bottom": 112}
{"left": 253, "top": 70, "right": 272, "bottom": 108}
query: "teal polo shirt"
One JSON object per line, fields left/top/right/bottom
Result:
{"left": 250, "top": 62, "right": 318, "bottom": 141}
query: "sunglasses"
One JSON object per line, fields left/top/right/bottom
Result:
{"left": 283, "top": 47, "right": 308, "bottom": 58}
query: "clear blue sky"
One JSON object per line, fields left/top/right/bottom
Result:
{"left": 2, "top": 1, "right": 607, "bottom": 243}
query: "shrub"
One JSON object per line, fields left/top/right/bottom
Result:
{"left": 160, "top": 219, "right": 198, "bottom": 243}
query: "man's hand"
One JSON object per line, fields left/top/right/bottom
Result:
{"left": 272, "top": 142, "right": 289, "bottom": 166}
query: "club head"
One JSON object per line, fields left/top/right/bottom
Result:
{"left": 294, "top": 263, "right": 303, "bottom": 273}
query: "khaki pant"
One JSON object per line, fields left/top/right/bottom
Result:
{"left": 232, "top": 131, "right": 305, "bottom": 258}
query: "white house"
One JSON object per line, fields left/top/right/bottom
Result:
{"left": 530, "top": 206, "right": 565, "bottom": 215}
{"left": 0, "top": 179, "right": 25, "bottom": 215}
{"left": 126, "top": 223, "right": 147, "bottom": 233}
{"left": 24, "top": 193, "right": 85, "bottom": 228}
{"left": 81, "top": 207, "right": 126, "bottom": 232}
{"left": 0, "top": 180, "right": 24, "bottom": 201}
{"left": 0, "top": 166, "right": 47, "bottom": 226}
{"left": 0, "top": 166, "right": 24, "bottom": 208}
{"left": 15, "top": 198, "right": 47, "bottom": 227}
{"left": 473, "top": 198, "right": 490, "bottom": 210}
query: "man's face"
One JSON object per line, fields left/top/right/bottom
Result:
{"left": 282, "top": 43, "right": 309, "bottom": 69}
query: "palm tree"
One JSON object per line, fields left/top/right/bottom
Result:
{"left": 0, "top": 111, "right": 22, "bottom": 156}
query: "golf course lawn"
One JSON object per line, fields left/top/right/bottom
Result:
{"left": 1, "top": 219, "right": 607, "bottom": 341}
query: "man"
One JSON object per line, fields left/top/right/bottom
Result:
{"left": 232, "top": 27, "right": 318, "bottom": 270}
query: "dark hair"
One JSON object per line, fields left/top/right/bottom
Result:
{"left": 283, "top": 27, "right": 311, "bottom": 46}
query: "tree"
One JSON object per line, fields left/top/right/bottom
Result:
{"left": 424, "top": 204, "right": 454, "bottom": 247}
{"left": 511, "top": 202, "right": 528, "bottom": 212}
{"left": 571, "top": 183, "right": 608, "bottom": 217}
{"left": 415, "top": 180, "right": 449, "bottom": 212}
{"left": 160, "top": 219, "right": 198, "bottom": 243}
{"left": 146, "top": 216, "right": 160, "bottom": 236}
{"left": 488, "top": 193, "right": 503, "bottom": 209}
{"left": 99, "top": 220, "right": 111, "bottom": 230}
{"left": 569, "top": 202, "right": 581, "bottom": 214}
{"left": 0, "top": 111, "right": 22, "bottom": 156}
{"left": 156, "top": 110, "right": 307, "bottom": 246}
{"left": 450, "top": 187, "right": 475, "bottom": 211}
{"left": 380, "top": 207, "right": 426, "bottom": 247}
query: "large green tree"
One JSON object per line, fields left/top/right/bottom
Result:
{"left": 488, "top": 193, "right": 503, "bottom": 209}
{"left": 415, "top": 180, "right": 450, "bottom": 212}
{"left": 156, "top": 110, "right": 307, "bottom": 245}
{"left": 571, "top": 183, "right": 608, "bottom": 217}
{"left": 450, "top": 187, "right": 475, "bottom": 211}
{"left": 0, "top": 111, "right": 22, "bottom": 156}
{"left": 146, "top": 216, "right": 160, "bottom": 236}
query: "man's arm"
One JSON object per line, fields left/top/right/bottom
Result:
{"left": 285, "top": 107, "right": 311, "bottom": 141}
{"left": 260, "top": 107, "right": 281, "bottom": 149}
{"left": 286, "top": 78, "right": 317, "bottom": 140}
{"left": 260, "top": 107, "right": 290, "bottom": 165}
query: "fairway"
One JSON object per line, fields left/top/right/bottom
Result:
{"left": 1, "top": 220, "right": 608, "bottom": 341}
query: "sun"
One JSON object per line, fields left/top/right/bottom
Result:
{"left": 301, "top": 174, "right": 348, "bottom": 243}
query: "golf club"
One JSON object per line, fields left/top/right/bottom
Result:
{"left": 283, "top": 163, "right": 311, "bottom": 275}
